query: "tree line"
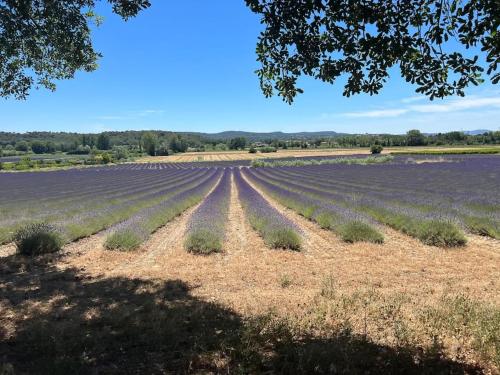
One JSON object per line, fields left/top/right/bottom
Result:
{"left": 1, "top": 130, "right": 499, "bottom": 158}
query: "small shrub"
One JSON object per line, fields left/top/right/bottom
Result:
{"left": 417, "top": 221, "right": 467, "bottom": 247}
{"left": 464, "top": 216, "right": 500, "bottom": 239}
{"left": 185, "top": 230, "right": 223, "bottom": 255}
{"left": 279, "top": 274, "right": 292, "bottom": 288}
{"left": 13, "top": 223, "right": 63, "bottom": 255}
{"left": 104, "top": 230, "right": 142, "bottom": 251}
{"left": 266, "top": 228, "right": 301, "bottom": 250}
{"left": 339, "top": 221, "right": 384, "bottom": 244}
{"left": 315, "top": 211, "right": 336, "bottom": 229}
{"left": 249, "top": 147, "right": 257, "bottom": 154}
{"left": 259, "top": 146, "right": 277, "bottom": 153}
{"left": 320, "top": 274, "right": 336, "bottom": 299}
{"left": 370, "top": 144, "right": 383, "bottom": 154}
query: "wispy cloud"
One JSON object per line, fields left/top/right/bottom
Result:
{"left": 409, "top": 96, "right": 500, "bottom": 113}
{"left": 343, "top": 109, "right": 408, "bottom": 118}
{"left": 400, "top": 96, "right": 427, "bottom": 104}
{"left": 340, "top": 93, "right": 500, "bottom": 119}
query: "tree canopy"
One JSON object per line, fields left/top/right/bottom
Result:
{"left": 246, "top": 0, "right": 499, "bottom": 103}
{"left": 0, "top": 0, "right": 498, "bottom": 102}
{"left": 0, "top": 0, "right": 150, "bottom": 99}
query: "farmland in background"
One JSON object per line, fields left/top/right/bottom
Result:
{"left": 0, "top": 154, "right": 499, "bottom": 373}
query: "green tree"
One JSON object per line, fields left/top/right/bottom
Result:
{"left": 15, "top": 141, "right": 29, "bottom": 152}
{"left": 101, "top": 152, "right": 112, "bottom": 164}
{"left": 97, "top": 133, "right": 111, "bottom": 150}
{"left": 168, "top": 135, "right": 188, "bottom": 153}
{"left": 246, "top": 0, "right": 499, "bottom": 103}
{"left": 406, "top": 130, "right": 426, "bottom": 146}
{"left": 370, "top": 144, "right": 384, "bottom": 154}
{"left": 228, "top": 137, "right": 247, "bottom": 150}
{"left": 30, "top": 140, "right": 47, "bottom": 154}
{"left": 45, "top": 141, "right": 57, "bottom": 153}
{"left": 0, "top": 1, "right": 150, "bottom": 99}
{"left": 141, "top": 132, "right": 158, "bottom": 156}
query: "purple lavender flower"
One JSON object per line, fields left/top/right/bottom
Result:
{"left": 234, "top": 168, "right": 301, "bottom": 250}
{"left": 185, "top": 169, "right": 232, "bottom": 254}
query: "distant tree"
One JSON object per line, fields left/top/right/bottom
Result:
{"left": 249, "top": 147, "right": 257, "bottom": 154}
{"left": 141, "top": 132, "right": 158, "bottom": 156}
{"left": 168, "top": 135, "right": 188, "bottom": 153}
{"left": 101, "top": 152, "right": 112, "bottom": 164}
{"left": 156, "top": 142, "right": 170, "bottom": 156}
{"left": 30, "top": 141, "right": 47, "bottom": 154}
{"left": 15, "top": 141, "right": 29, "bottom": 152}
{"left": 45, "top": 141, "right": 57, "bottom": 153}
{"left": 406, "top": 130, "right": 426, "bottom": 146}
{"left": 228, "top": 137, "right": 247, "bottom": 150}
{"left": 97, "top": 133, "right": 111, "bottom": 150}
{"left": 370, "top": 144, "right": 384, "bottom": 154}
{"left": 112, "top": 146, "right": 129, "bottom": 160}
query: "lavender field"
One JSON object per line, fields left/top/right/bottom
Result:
{"left": 0, "top": 155, "right": 499, "bottom": 250}
{"left": 1, "top": 155, "right": 500, "bottom": 374}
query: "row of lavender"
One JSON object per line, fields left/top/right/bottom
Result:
{"left": 234, "top": 169, "right": 302, "bottom": 250}
{"left": 0, "top": 166, "right": 214, "bottom": 244}
{"left": 184, "top": 169, "right": 232, "bottom": 254}
{"left": 104, "top": 169, "right": 223, "bottom": 250}
{"left": 245, "top": 156, "right": 500, "bottom": 246}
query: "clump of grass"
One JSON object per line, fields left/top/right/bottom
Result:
{"left": 417, "top": 221, "right": 467, "bottom": 247}
{"left": 104, "top": 230, "right": 142, "bottom": 251}
{"left": 279, "top": 274, "right": 292, "bottom": 288}
{"left": 264, "top": 227, "right": 302, "bottom": 250}
{"left": 13, "top": 223, "right": 63, "bottom": 255}
{"left": 185, "top": 230, "right": 223, "bottom": 255}
{"left": 421, "top": 293, "right": 500, "bottom": 368}
{"left": 339, "top": 221, "right": 384, "bottom": 244}
{"left": 464, "top": 216, "right": 500, "bottom": 239}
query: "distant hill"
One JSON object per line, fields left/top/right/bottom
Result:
{"left": 181, "top": 131, "right": 346, "bottom": 142}
{"left": 462, "top": 129, "right": 495, "bottom": 135}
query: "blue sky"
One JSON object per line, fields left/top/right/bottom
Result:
{"left": 1, "top": 1, "right": 499, "bottom": 135}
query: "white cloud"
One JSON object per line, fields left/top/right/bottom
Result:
{"left": 409, "top": 96, "right": 500, "bottom": 113}
{"left": 342, "top": 109, "right": 409, "bottom": 118}
{"left": 400, "top": 96, "right": 427, "bottom": 104}
{"left": 339, "top": 94, "right": 500, "bottom": 119}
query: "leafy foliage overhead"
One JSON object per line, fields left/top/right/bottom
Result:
{"left": 245, "top": 0, "right": 499, "bottom": 103}
{"left": 0, "top": 1, "right": 498, "bottom": 102}
{"left": 0, "top": 0, "right": 150, "bottom": 99}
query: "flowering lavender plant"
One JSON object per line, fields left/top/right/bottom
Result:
{"left": 234, "top": 169, "right": 301, "bottom": 250}
{"left": 185, "top": 169, "right": 232, "bottom": 254}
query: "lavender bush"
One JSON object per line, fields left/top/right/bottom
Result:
{"left": 104, "top": 169, "right": 222, "bottom": 250}
{"left": 185, "top": 169, "right": 232, "bottom": 254}
{"left": 244, "top": 156, "right": 500, "bottom": 246}
{"left": 243, "top": 169, "right": 384, "bottom": 244}
{"left": 234, "top": 169, "right": 301, "bottom": 250}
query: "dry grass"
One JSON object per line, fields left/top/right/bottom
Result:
{"left": 1, "top": 176, "right": 499, "bottom": 373}
{"left": 137, "top": 148, "right": 374, "bottom": 162}
{"left": 136, "top": 145, "right": 500, "bottom": 163}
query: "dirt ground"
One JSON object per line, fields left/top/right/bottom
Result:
{"left": 1, "top": 175, "right": 499, "bottom": 373}
{"left": 51, "top": 174, "right": 499, "bottom": 312}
